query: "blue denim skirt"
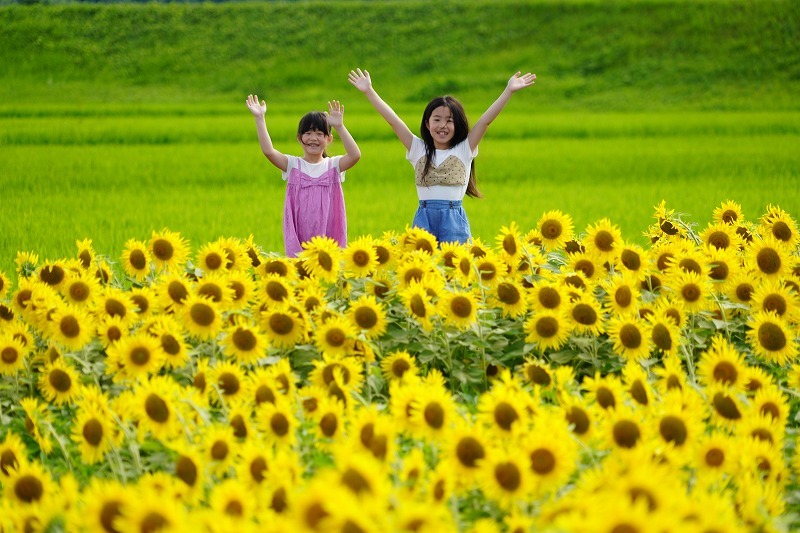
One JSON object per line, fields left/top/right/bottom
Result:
{"left": 412, "top": 200, "right": 471, "bottom": 244}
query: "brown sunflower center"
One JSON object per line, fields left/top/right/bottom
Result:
{"left": 758, "top": 322, "right": 786, "bottom": 351}
{"left": 456, "top": 436, "right": 485, "bottom": 468}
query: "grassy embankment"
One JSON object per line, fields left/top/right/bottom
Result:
{"left": 0, "top": 0, "right": 798, "bottom": 275}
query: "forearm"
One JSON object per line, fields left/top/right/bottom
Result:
{"left": 469, "top": 88, "right": 515, "bottom": 148}
{"left": 254, "top": 116, "right": 277, "bottom": 156}
{"left": 334, "top": 124, "right": 361, "bottom": 171}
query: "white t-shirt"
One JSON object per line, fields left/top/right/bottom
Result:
{"left": 406, "top": 136, "right": 477, "bottom": 201}
{"left": 281, "top": 155, "right": 345, "bottom": 182}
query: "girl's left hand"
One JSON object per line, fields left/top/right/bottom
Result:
{"left": 326, "top": 100, "right": 344, "bottom": 127}
{"left": 507, "top": 72, "right": 537, "bottom": 92}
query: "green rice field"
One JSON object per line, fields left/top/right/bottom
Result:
{"left": 1, "top": 106, "right": 798, "bottom": 276}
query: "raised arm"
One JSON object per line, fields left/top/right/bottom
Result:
{"left": 348, "top": 68, "right": 414, "bottom": 151}
{"left": 326, "top": 100, "right": 361, "bottom": 172}
{"left": 468, "top": 71, "right": 536, "bottom": 151}
{"left": 246, "top": 94, "right": 289, "bottom": 172}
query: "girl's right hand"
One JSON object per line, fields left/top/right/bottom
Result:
{"left": 348, "top": 68, "right": 372, "bottom": 93}
{"left": 246, "top": 94, "right": 267, "bottom": 117}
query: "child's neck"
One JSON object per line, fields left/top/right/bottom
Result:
{"left": 301, "top": 154, "right": 325, "bottom": 164}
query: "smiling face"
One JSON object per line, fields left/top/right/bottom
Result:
{"left": 298, "top": 128, "right": 332, "bottom": 158}
{"left": 426, "top": 105, "right": 455, "bottom": 149}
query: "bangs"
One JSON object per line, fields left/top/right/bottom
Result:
{"left": 297, "top": 111, "right": 331, "bottom": 136}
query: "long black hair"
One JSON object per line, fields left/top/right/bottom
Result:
{"left": 419, "top": 96, "right": 482, "bottom": 198}
{"left": 297, "top": 111, "right": 332, "bottom": 157}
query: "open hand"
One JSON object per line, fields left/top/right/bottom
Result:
{"left": 348, "top": 68, "right": 372, "bottom": 93}
{"left": 246, "top": 94, "right": 267, "bottom": 117}
{"left": 507, "top": 72, "right": 536, "bottom": 92}
{"left": 326, "top": 100, "right": 344, "bottom": 128}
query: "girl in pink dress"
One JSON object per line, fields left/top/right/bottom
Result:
{"left": 246, "top": 95, "right": 361, "bottom": 257}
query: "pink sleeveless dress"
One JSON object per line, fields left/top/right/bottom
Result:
{"left": 283, "top": 158, "right": 347, "bottom": 258}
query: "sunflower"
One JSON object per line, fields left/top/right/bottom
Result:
{"left": 313, "top": 315, "right": 357, "bottom": 357}
{"left": 3, "top": 460, "right": 58, "bottom": 506}
{"left": 46, "top": 304, "right": 94, "bottom": 351}
{"left": 14, "top": 250, "right": 38, "bottom": 278}
{"left": 19, "top": 397, "right": 53, "bottom": 454}
{"left": 380, "top": 349, "right": 420, "bottom": 385}
{"left": 154, "top": 271, "right": 192, "bottom": 312}
{"left": 524, "top": 310, "right": 571, "bottom": 353}
{"left": 149, "top": 227, "right": 190, "bottom": 273}
{"left": 0, "top": 333, "right": 28, "bottom": 376}
{"left": 208, "top": 360, "right": 248, "bottom": 405}
{"left": 94, "top": 287, "right": 137, "bottom": 328}
{"left": 38, "top": 358, "right": 81, "bottom": 406}
{"left": 395, "top": 250, "right": 437, "bottom": 290}
{"left": 652, "top": 391, "right": 705, "bottom": 462}
{"left": 256, "top": 273, "right": 295, "bottom": 310}
{"left": 256, "top": 400, "right": 298, "bottom": 448}
{"left": 494, "top": 221, "right": 525, "bottom": 263}
{"left": 399, "top": 281, "right": 437, "bottom": 331}
{"left": 75, "top": 478, "right": 135, "bottom": 533}
{"left": 309, "top": 353, "right": 364, "bottom": 393}
{"left": 261, "top": 304, "right": 306, "bottom": 349}
{"left": 706, "top": 383, "right": 745, "bottom": 428}
{"left": 195, "top": 240, "right": 230, "bottom": 273}
{"left": 622, "top": 361, "right": 654, "bottom": 409}
{"left": 35, "top": 260, "right": 69, "bottom": 291}
{"left": 528, "top": 280, "right": 568, "bottom": 313}
{"left": 106, "top": 332, "right": 165, "bottom": 381}
{"left": 129, "top": 375, "right": 182, "bottom": 442}
{"left": 298, "top": 235, "right": 342, "bottom": 283}
{"left": 603, "top": 272, "right": 642, "bottom": 317}
{"left": 695, "top": 335, "right": 745, "bottom": 391}
{"left": 207, "top": 477, "right": 259, "bottom": 524}
{"left": 558, "top": 394, "right": 596, "bottom": 442}
{"left": 256, "top": 255, "right": 297, "bottom": 283}
{"left": 533, "top": 210, "right": 573, "bottom": 252}
{"left": 408, "top": 383, "right": 457, "bottom": 441}
{"left": 120, "top": 238, "right": 152, "bottom": 281}
{"left": 759, "top": 203, "right": 800, "bottom": 249}
{"left": 0, "top": 431, "right": 28, "bottom": 478}
{"left": 450, "top": 247, "right": 476, "bottom": 287}
{"left": 582, "top": 218, "right": 623, "bottom": 263}
{"left": 582, "top": 372, "right": 626, "bottom": 412}
{"left": 747, "top": 310, "right": 797, "bottom": 365}
{"left": 743, "top": 363, "right": 775, "bottom": 397}
{"left": 473, "top": 250, "right": 507, "bottom": 289}
{"left": 666, "top": 269, "right": 712, "bottom": 313}
{"left": 606, "top": 315, "right": 650, "bottom": 362}
{"left": 180, "top": 294, "right": 223, "bottom": 341}
{"left": 145, "top": 316, "right": 189, "bottom": 369}
{"left": 712, "top": 199, "right": 744, "bottom": 226}
{"left": 71, "top": 402, "right": 117, "bottom": 464}
{"left": 477, "top": 444, "right": 530, "bottom": 509}
{"left": 371, "top": 235, "right": 399, "bottom": 273}
{"left": 225, "top": 271, "right": 257, "bottom": 312}
{"left": 346, "top": 294, "right": 387, "bottom": 339}
{"left": 348, "top": 406, "right": 397, "bottom": 464}
{"left": 751, "top": 278, "right": 799, "bottom": 323}
{"left": 476, "top": 386, "right": 528, "bottom": 435}
{"left": 400, "top": 225, "right": 438, "bottom": 255}
{"left": 737, "top": 411, "right": 785, "bottom": 449}
{"left": 523, "top": 410, "right": 579, "bottom": 496}
{"left": 341, "top": 235, "right": 379, "bottom": 278}
{"left": 193, "top": 272, "right": 235, "bottom": 310}
{"left": 221, "top": 318, "right": 268, "bottom": 365}
{"left": 437, "top": 288, "right": 480, "bottom": 331}
{"left": 752, "top": 384, "right": 790, "bottom": 426}
{"left": 642, "top": 310, "right": 680, "bottom": 358}
{"left": 114, "top": 484, "right": 186, "bottom": 533}
{"left": 234, "top": 438, "right": 274, "bottom": 489}
{"left": 309, "top": 396, "right": 346, "bottom": 443}
{"left": 746, "top": 234, "right": 790, "bottom": 280}
{"left": 489, "top": 278, "right": 528, "bottom": 318}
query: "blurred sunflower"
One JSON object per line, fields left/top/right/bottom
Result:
{"left": 607, "top": 315, "right": 650, "bottom": 362}
{"left": 473, "top": 250, "right": 507, "bottom": 289}
{"left": 0, "top": 333, "right": 29, "bottom": 376}
{"left": 495, "top": 221, "right": 525, "bottom": 264}
{"left": 145, "top": 315, "right": 189, "bottom": 369}
{"left": 256, "top": 400, "right": 298, "bottom": 448}
{"left": 400, "top": 226, "right": 438, "bottom": 255}
{"left": 600, "top": 405, "right": 647, "bottom": 453}
{"left": 71, "top": 402, "right": 118, "bottom": 464}
{"left": 0, "top": 431, "right": 28, "bottom": 478}
{"left": 225, "top": 270, "right": 257, "bottom": 311}
{"left": 490, "top": 279, "right": 528, "bottom": 318}
{"left": 373, "top": 236, "right": 399, "bottom": 273}
{"left": 450, "top": 247, "right": 476, "bottom": 287}
{"left": 3, "top": 460, "right": 57, "bottom": 506}
{"left": 314, "top": 315, "right": 357, "bottom": 357}
{"left": 129, "top": 286, "right": 157, "bottom": 319}
{"left": 643, "top": 309, "right": 680, "bottom": 358}
{"left": 155, "top": 271, "right": 193, "bottom": 312}
{"left": 35, "top": 260, "right": 69, "bottom": 291}
{"left": 149, "top": 227, "right": 190, "bottom": 273}
{"left": 194, "top": 271, "right": 235, "bottom": 309}
{"left": 476, "top": 385, "right": 528, "bottom": 435}
{"left": 566, "top": 293, "right": 605, "bottom": 337}
{"left": 584, "top": 218, "right": 623, "bottom": 263}
{"left": 38, "top": 358, "right": 81, "bottom": 405}
{"left": 603, "top": 272, "right": 642, "bottom": 317}
{"left": 208, "top": 360, "right": 247, "bottom": 406}
{"left": 477, "top": 444, "right": 530, "bottom": 509}
{"left": 47, "top": 303, "right": 94, "bottom": 351}
{"left": 257, "top": 273, "right": 295, "bottom": 309}
{"left": 114, "top": 484, "right": 186, "bottom": 533}
{"left": 582, "top": 372, "right": 626, "bottom": 412}
{"left": 751, "top": 278, "right": 799, "bottom": 323}
{"left": 523, "top": 411, "right": 579, "bottom": 496}
{"left": 106, "top": 332, "right": 165, "bottom": 381}
{"left": 667, "top": 269, "right": 712, "bottom": 313}
{"left": 528, "top": 280, "right": 567, "bottom": 313}
{"left": 408, "top": 383, "right": 457, "bottom": 441}
{"left": 396, "top": 250, "right": 437, "bottom": 289}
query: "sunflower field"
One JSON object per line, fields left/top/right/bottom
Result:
{"left": 0, "top": 199, "right": 799, "bottom": 532}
